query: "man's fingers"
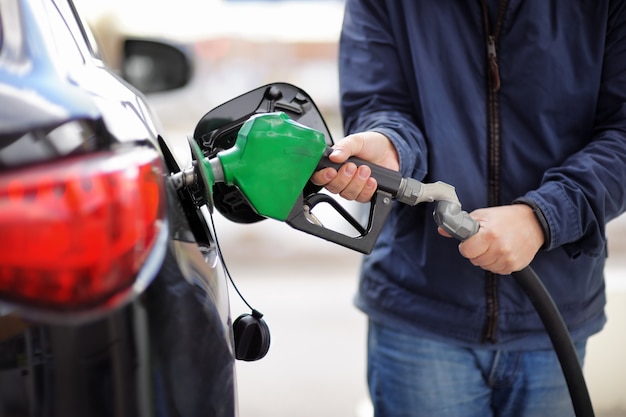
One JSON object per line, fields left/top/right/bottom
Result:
{"left": 338, "top": 164, "right": 373, "bottom": 201}
{"left": 310, "top": 167, "right": 337, "bottom": 186}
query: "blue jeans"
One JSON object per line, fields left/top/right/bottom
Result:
{"left": 367, "top": 320, "right": 587, "bottom": 417}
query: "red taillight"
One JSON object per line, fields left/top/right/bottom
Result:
{"left": 0, "top": 147, "right": 166, "bottom": 310}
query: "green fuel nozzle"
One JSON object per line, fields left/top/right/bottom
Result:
{"left": 211, "top": 112, "right": 327, "bottom": 221}
{"left": 178, "top": 112, "right": 477, "bottom": 253}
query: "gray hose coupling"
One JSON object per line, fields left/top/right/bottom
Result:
{"left": 397, "top": 179, "right": 461, "bottom": 206}
{"left": 433, "top": 200, "right": 479, "bottom": 241}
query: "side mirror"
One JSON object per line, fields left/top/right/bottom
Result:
{"left": 121, "top": 39, "right": 193, "bottom": 94}
{"left": 193, "top": 82, "right": 335, "bottom": 223}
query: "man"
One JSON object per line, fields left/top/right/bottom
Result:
{"left": 312, "top": 1, "right": 626, "bottom": 416}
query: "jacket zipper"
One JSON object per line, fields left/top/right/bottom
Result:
{"left": 480, "top": 0, "right": 509, "bottom": 343}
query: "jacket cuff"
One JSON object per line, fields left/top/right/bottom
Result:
{"left": 512, "top": 197, "right": 551, "bottom": 251}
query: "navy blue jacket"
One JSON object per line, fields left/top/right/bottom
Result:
{"left": 341, "top": 0, "right": 626, "bottom": 348}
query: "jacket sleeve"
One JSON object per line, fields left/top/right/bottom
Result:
{"left": 338, "top": 0, "right": 428, "bottom": 180}
{"left": 523, "top": 2, "right": 626, "bottom": 257}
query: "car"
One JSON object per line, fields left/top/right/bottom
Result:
{"left": 0, "top": 0, "right": 235, "bottom": 416}
{"left": 0, "top": 1, "right": 341, "bottom": 416}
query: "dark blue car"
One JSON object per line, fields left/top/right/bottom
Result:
{"left": 0, "top": 0, "right": 236, "bottom": 415}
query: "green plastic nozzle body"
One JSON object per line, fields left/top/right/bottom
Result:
{"left": 216, "top": 112, "right": 327, "bottom": 220}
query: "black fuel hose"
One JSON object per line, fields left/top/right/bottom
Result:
{"left": 512, "top": 266, "right": 595, "bottom": 417}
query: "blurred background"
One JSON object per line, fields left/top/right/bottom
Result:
{"left": 76, "top": 1, "right": 626, "bottom": 415}
{"left": 77, "top": 0, "right": 345, "bottom": 139}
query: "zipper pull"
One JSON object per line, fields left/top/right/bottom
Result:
{"left": 487, "top": 35, "right": 501, "bottom": 92}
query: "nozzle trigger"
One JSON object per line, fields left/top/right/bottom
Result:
{"left": 285, "top": 190, "right": 393, "bottom": 254}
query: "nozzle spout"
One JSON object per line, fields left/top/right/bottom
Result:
{"left": 209, "top": 158, "right": 225, "bottom": 183}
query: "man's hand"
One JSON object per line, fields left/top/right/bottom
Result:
{"left": 442, "top": 204, "right": 545, "bottom": 275}
{"left": 310, "top": 132, "right": 400, "bottom": 203}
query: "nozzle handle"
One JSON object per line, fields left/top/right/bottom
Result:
{"left": 315, "top": 147, "right": 480, "bottom": 243}
{"left": 316, "top": 148, "right": 403, "bottom": 196}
